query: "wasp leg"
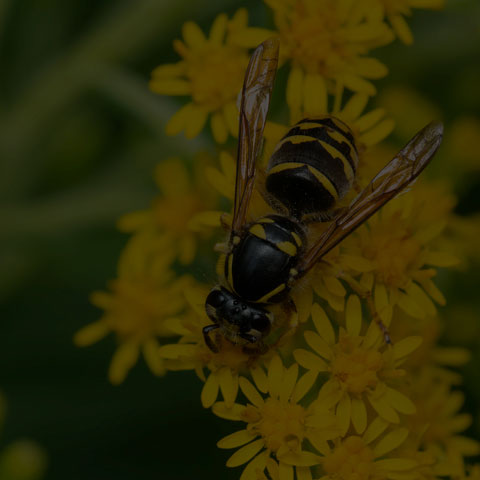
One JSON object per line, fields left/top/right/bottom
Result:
{"left": 220, "top": 213, "right": 231, "bottom": 231}
{"left": 214, "top": 241, "right": 229, "bottom": 253}
{"left": 339, "top": 273, "right": 392, "bottom": 345}
{"left": 203, "top": 324, "right": 220, "bottom": 353}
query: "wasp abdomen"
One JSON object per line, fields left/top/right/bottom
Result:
{"left": 226, "top": 215, "right": 305, "bottom": 304}
{"left": 266, "top": 116, "right": 358, "bottom": 218}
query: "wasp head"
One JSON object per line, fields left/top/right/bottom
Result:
{"left": 204, "top": 286, "right": 272, "bottom": 345}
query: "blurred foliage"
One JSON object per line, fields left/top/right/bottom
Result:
{"left": 0, "top": 0, "right": 479, "bottom": 479}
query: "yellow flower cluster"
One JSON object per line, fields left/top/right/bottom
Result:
{"left": 75, "top": 2, "right": 480, "bottom": 479}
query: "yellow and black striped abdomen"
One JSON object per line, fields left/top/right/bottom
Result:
{"left": 265, "top": 116, "right": 358, "bottom": 218}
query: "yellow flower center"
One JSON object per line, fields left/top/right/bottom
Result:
{"left": 323, "top": 436, "right": 376, "bottom": 480}
{"left": 331, "top": 337, "right": 383, "bottom": 394}
{"left": 106, "top": 279, "right": 177, "bottom": 340}
{"left": 179, "top": 43, "right": 248, "bottom": 111}
{"left": 205, "top": 337, "right": 251, "bottom": 371}
{"left": 280, "top": 0, "right": 356, "bottom": 74}
{"left": 362, "top": 216, "right": 421, "bottom": 289}
{"left": 244, "top": 398, "right": 306, "bottom": 453}
{"left": 153, "top": 193, "right": 204, "bottom": 234}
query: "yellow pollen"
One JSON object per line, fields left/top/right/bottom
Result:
{"left": 284, "top": 1, "right": 347, "bottom": 75}
{"left": 106, "top": 279, "right": 172, "bottom": 339}
{"left": 362, "top": 219, "right": 421, "bottom": 288}
{"left": 153, "top": 193, "right": 204, "bottom": 233}
{"left": 249, "top": 398, "right": 306, "bottom": 453}
{"left": 181, "top": 44, "right": 248, "bottom": 111}
{"left": 331, "top": 340, "right": 383, "bottom": 395}
{"left": 323, "top": 436, "right": 376, "bottom": 480}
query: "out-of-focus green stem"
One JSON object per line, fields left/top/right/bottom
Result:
{"left": 0, "top": 131, "right": 204, "bottom": 238}
{"left": 0, "top": 0, "right": 240, "bottom": 200}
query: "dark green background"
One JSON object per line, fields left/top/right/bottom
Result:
{"left": 1, "top": 1, "right": 479, "bottom": 479}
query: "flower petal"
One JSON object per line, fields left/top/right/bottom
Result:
{"left": 268, "top": 355, "right": 284, "bottom": 399}
{"left": 182, "top": 21, "right": 206, "bottom": 48}
{"left": 345, "top": 294, "right": 362, "bottom": 337}
{"left": 373, "top": 428, "right": 408, "bottom": 458}
{"left": 278, "top": 451, "right": 321, "bottom": 467}
{"left": 251, "top": 365, "right": 268, "bottom": 393}
{"left": 385, "top": 387, "right": 416, "bottom": 415}
{"left": 218, "top": 367, "right": 238, "bottom": 407}
{"left": 336, "top": 394, "right": 351, "bottom": 436}
{"left": 212, "top": 402, "right": 245, "bottom": 420}
{"left": 304, "top": 73, "right": 328, "bottom": 116}
{"left": 392, "top": 336, "right": 422, "bottom": 364}
{"left": 108, "top": 342, "right": 139, "bottom": 385}
{"left": 240, "top": 450, "right": 269, "bottom": 480}
{"left": 218, "top": 429, "right": 257, "bottom": 449}
{"left": 311, "top": 303, "right": 335, "bottom": 345}
{"left": 227, "top": 439, "right": 265, "bottom": 467}
{"left": 363, "top": 416, "right": 389, "bottom": 445}
{"left": 293, "top": 349, "right": 328, "bottom": 372}
{"left": 74, "top": 321, "right": 109, "bottom": 346}
{"left": 201, "top": 372, "right": 220, "bottom": 408}
{"left": 304, "top": 331, "right": 333, "bottom": 361}
{"left": 239, "top": 377, "right": 264, "bottom": 407}
{"left": 351, "top": 397, "right": 367, "bottom": 434}
{"left": 368, "top": 391, "right": 400, "bottom": 424}
{"left": 292, "top": 370, "right": 319, "bottom": 403}
{"left": 209, "top": 13, "right": 227, "bottom": 44}
{"left": 280, "top": 364, "right": 299, "bottom": 403}
{"left": 279, "top": 462, "right": 294, "bottom": 480}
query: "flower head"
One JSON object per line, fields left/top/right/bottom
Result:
{"left": 150, "top": 10, "right": 256, "bottom": 143}
{"left": 262, "top": 0, "right": 394, "bottom": 120}
{"left": 74, "top": 232, "right": 190, "bottom": 384}
{"left": 365, "top": 0, "right": 445, "bottom": 45}
{"left": 341, "top": 182, "right": 459, "bottom": 325}
{"left": 215, "top": 355, "right": 339, "bottom": 480}
{"left": 294, "top": 301, "right": 420, "bottom": 432}
{"left": 118, "top": 156, "right": 217, "bottom": 264}
{"left": 319, "top": 427, "right": 421, "bottom": 480}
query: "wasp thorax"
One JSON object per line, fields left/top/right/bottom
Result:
{"left": 205, "top": 287, "right": 272, "bottom": 336}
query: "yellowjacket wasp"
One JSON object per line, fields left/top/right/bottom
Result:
{"left": 203, "top": 38, "right": 443, "bottom": 353}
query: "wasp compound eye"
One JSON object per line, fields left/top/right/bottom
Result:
{"left": 251, "top": 314, "right": 271, "bottom": 334}
{"left": 205, "top": 289, "right": 226, "bottom": 309}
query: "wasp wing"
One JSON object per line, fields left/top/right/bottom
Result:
{"left": 231, "top": 38, "right": 279, "bottom": 236}
{"left": 298, "top": 122, "right": 444, "bottom": 276}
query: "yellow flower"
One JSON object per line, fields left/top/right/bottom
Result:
{"left": 74, "top": 232, "right": 190, "bottom": 384}
{"left": 188, "top": 150, "right": 272, "bottom": 241}
{"left": 364, "top": 0, "right": 445, "bottom": 45}
{"left": 215, "top": 355, "right": 339, "bottom": 480}
{"left": 261, "top": 0, "right": 394, "bottom": 120}
{"left": 150, "top": 10, "right": 257, "bottom": 143}
{"left": 390, "top": 313, "right": 471, "bottom": 385}
{"left": 294, "top": 301, "right": 420, "bottom": 431}
{"left": 319, "top": 428, "right": 421, "bottom": 480}
{"left": 340, "top": 181, "right": 459, "bottom": 325}
{"left": 404, "top": 371, "right": 480, "bottom": 477}
{"left": 117, "top": 156, "right": 217, "bottom": 265}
